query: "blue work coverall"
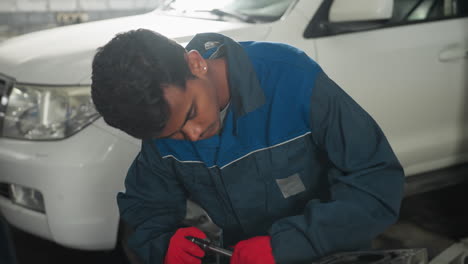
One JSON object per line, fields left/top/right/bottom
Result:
{"left": 117, "top": 33, "right": 405, "bottom": 264}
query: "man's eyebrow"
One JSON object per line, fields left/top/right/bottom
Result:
{"left": 160, "top": 99, "right": 194, "bottom": 139}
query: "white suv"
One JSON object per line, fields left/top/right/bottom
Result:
{"left": 0, "top": 0, "right": 466, "bottom": 251}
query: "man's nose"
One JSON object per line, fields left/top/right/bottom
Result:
{"left": 182, "top": 122, "right": 203, "bottom": 141}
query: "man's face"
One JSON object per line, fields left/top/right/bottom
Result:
{"left": 157, "top": 78, "right": 221, "bottom": 141}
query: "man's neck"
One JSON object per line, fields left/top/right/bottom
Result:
{"left": 207, "top": 58, "right": 230, "bottom": 110}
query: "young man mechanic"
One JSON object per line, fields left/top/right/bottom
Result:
{"left": 91, "top": 29, "right": 405, "bottom": 264}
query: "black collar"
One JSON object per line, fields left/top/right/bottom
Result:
{"left": 185, "top": 33, "right": 265, "bottom": 124}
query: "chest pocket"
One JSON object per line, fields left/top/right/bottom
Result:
{"left": 255, "top": 134, "right": 320, "bottom": 217}
{"left": 276, "top": 173, "right": 306, "bottom": 199}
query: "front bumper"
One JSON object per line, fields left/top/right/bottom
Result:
{"left": 0, "top": 119, "right": 139, "bottom": 250}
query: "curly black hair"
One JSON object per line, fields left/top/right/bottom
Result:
{"left": 91, "top": 29, "right": 194, "bottom": 139}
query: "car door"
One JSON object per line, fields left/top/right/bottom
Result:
{"left": 297, "top": 0, "right": 468, "bottom": 176}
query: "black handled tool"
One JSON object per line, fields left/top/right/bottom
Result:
{"left": 186, "top": 236, "right": 233, "bottom": 257}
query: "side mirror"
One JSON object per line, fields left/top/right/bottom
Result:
{"left": 329, "top": 0, "right": 394, "bottom": 23}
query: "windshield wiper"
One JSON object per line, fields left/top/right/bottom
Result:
{"left": 199, "top": 8, "right": 255, "bottom": 23}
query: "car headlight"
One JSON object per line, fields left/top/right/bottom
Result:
{"left": 2, "top": 84, "right": 100, "bottom": 140}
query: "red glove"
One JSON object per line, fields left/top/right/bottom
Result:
{"left": 231, "top": 236, "right": 275, "bottom": 264}
{"left": 164, "top": 227, "right": 207, "bottom": 264}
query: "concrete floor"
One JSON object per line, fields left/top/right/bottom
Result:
{"left": 11, "top": 227, "right": 130, "bottom": 264}
{"left": 374, "top": 182, "right": 468, "bottom": 259}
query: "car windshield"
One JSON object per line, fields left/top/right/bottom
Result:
{"left": 157, "top": 0, "right": 296, "bottom": 23}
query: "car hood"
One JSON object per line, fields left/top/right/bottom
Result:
{"left": 0, "top": 12, "right": 270, "bottom": 85}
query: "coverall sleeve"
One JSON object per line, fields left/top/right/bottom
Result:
{"left": 269, "top": 71, "right": 405, "bottom": 263}
{"left": 117, "top": 140, "right": 187, "bottom": 263}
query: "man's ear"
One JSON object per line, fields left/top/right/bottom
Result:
{"left": 186, "top": 50, "right": 208, "bottom": 78}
